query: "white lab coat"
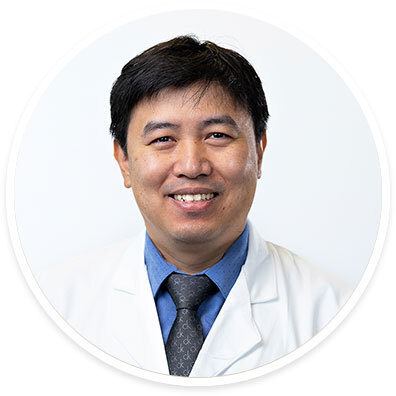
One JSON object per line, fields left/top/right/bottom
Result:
{"left": 39, "top": 222, "right": 351, "bottom": 377}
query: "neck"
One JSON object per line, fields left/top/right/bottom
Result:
{"left": 147, "top": 226, "right": 246, "bottom": 274}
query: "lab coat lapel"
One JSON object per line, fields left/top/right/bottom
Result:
{"left": 109, "top": 232, "right": 169, "bottom": 374}
{"left": 190, "top": 222, "right": 278, "bottom": 377}
{"left": 189, "top": 268, "right": 262, "bottom": 377}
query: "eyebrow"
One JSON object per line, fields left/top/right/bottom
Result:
{"left": 142, "top": 121, "right": 180, "bottom": 137}
{"left": 199, "top": 115, "right": 238, "bottom": 130}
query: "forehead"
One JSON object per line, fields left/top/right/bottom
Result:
{"left": 128, "top": 83, "right": 252, "bottom": 127}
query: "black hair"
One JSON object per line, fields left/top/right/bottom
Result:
{"left": 110, "top": 35, "right": 269, "bottom": 154}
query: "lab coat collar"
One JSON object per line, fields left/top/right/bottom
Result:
{"left": 244, "top": 219, "right": 278, "bottom": 304}
{"left": 111, "top": 230, "right": 145, "bottom": 296}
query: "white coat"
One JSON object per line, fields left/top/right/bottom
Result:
{"left": 39, "top": 222, "right": 351, "bottom": 377}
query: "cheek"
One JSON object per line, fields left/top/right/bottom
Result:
{"left": 221, "top": 146, "right": 258, "bottom": 185}
{"left": 218, "top": 146, "right": 258, "bottom": 216}
{"left": 129, "top": 152, "right": 169, "bottom": 192}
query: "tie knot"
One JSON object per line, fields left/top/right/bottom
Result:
{"left": 164, "top": 273, "right": 217, "bottom": 311}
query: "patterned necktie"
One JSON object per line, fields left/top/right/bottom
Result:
{"left": 164, "top": 273, "right": 217, "bottom": 376}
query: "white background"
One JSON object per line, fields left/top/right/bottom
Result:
{"left": 1, "top": 0, "right": 395, "bottom": 394}
{"left": 12, "top": 9, "right": 381, "bottom": 289}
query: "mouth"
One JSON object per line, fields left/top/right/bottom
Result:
{"left": 168, "top": 192, "right": 219, "bottom": 202}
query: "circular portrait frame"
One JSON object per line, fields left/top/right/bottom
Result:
{"left": 6, "top": 8, "right": 389, "bottom": 386}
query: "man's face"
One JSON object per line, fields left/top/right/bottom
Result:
{"left": 114, "top": 83, "right": 266, "bottom": 247}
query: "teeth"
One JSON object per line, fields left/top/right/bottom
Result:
{"left": 173, "top": 193, "right": 215, "bottom": 202}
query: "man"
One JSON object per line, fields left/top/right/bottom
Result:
{"left": 40, "top": 36, "right": 350, "bottom": 377}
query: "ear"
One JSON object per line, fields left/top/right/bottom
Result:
{"left": 113, "top": 140, "right": 131, "bottom": 188}
{"left": 256, "top": 131, "right": 267, "bottom": 179}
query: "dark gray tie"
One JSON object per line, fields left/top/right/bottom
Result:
{"left": 164, "top": 273, "right": 217, "bottom": 376}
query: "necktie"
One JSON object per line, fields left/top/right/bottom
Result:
{"left": 164, "top": 273, "right": 217, "bottom": 376}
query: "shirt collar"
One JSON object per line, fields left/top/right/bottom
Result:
{"left": 144, "top": 224, "right": 249, "bottom": 299}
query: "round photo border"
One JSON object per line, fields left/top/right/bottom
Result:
{"left": 6, "top": 7, "right": 390, "bottom": 387}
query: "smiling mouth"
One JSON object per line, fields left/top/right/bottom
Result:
{"left": 169, "top": 193, "right": 219, "bottom": 202}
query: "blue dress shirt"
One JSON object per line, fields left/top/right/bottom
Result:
{"left": 144, "top": 224, "right": 249, "bottom": 344}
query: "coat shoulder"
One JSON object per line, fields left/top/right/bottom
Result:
{"left": 267, "top": 241, "right": 351, "bottom": 294}
{"left": 37, "top": 236, "right": 137, "bottom": 318}
{"left": 264, "top": 241, "right": 352, "bottom": 330}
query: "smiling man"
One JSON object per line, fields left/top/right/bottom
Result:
{"left": 114, "top": 83, "right": 262, "bottom": 275}
{"left": 41, "top": 36, "right": 351, "bottom": 377}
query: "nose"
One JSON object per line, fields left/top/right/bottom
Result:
{"left": 172, "top": 140, "right": 212, "bottom": 179}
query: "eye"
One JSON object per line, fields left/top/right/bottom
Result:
{"left": 209, "top": 132, "right": 230, "bottom": 139}
{"left": 150, "top": 136, "right": 174, "bottom": 144}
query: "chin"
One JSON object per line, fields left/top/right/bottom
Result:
{"left": 168, "top": 223, "right": 219, "bottom": 245}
